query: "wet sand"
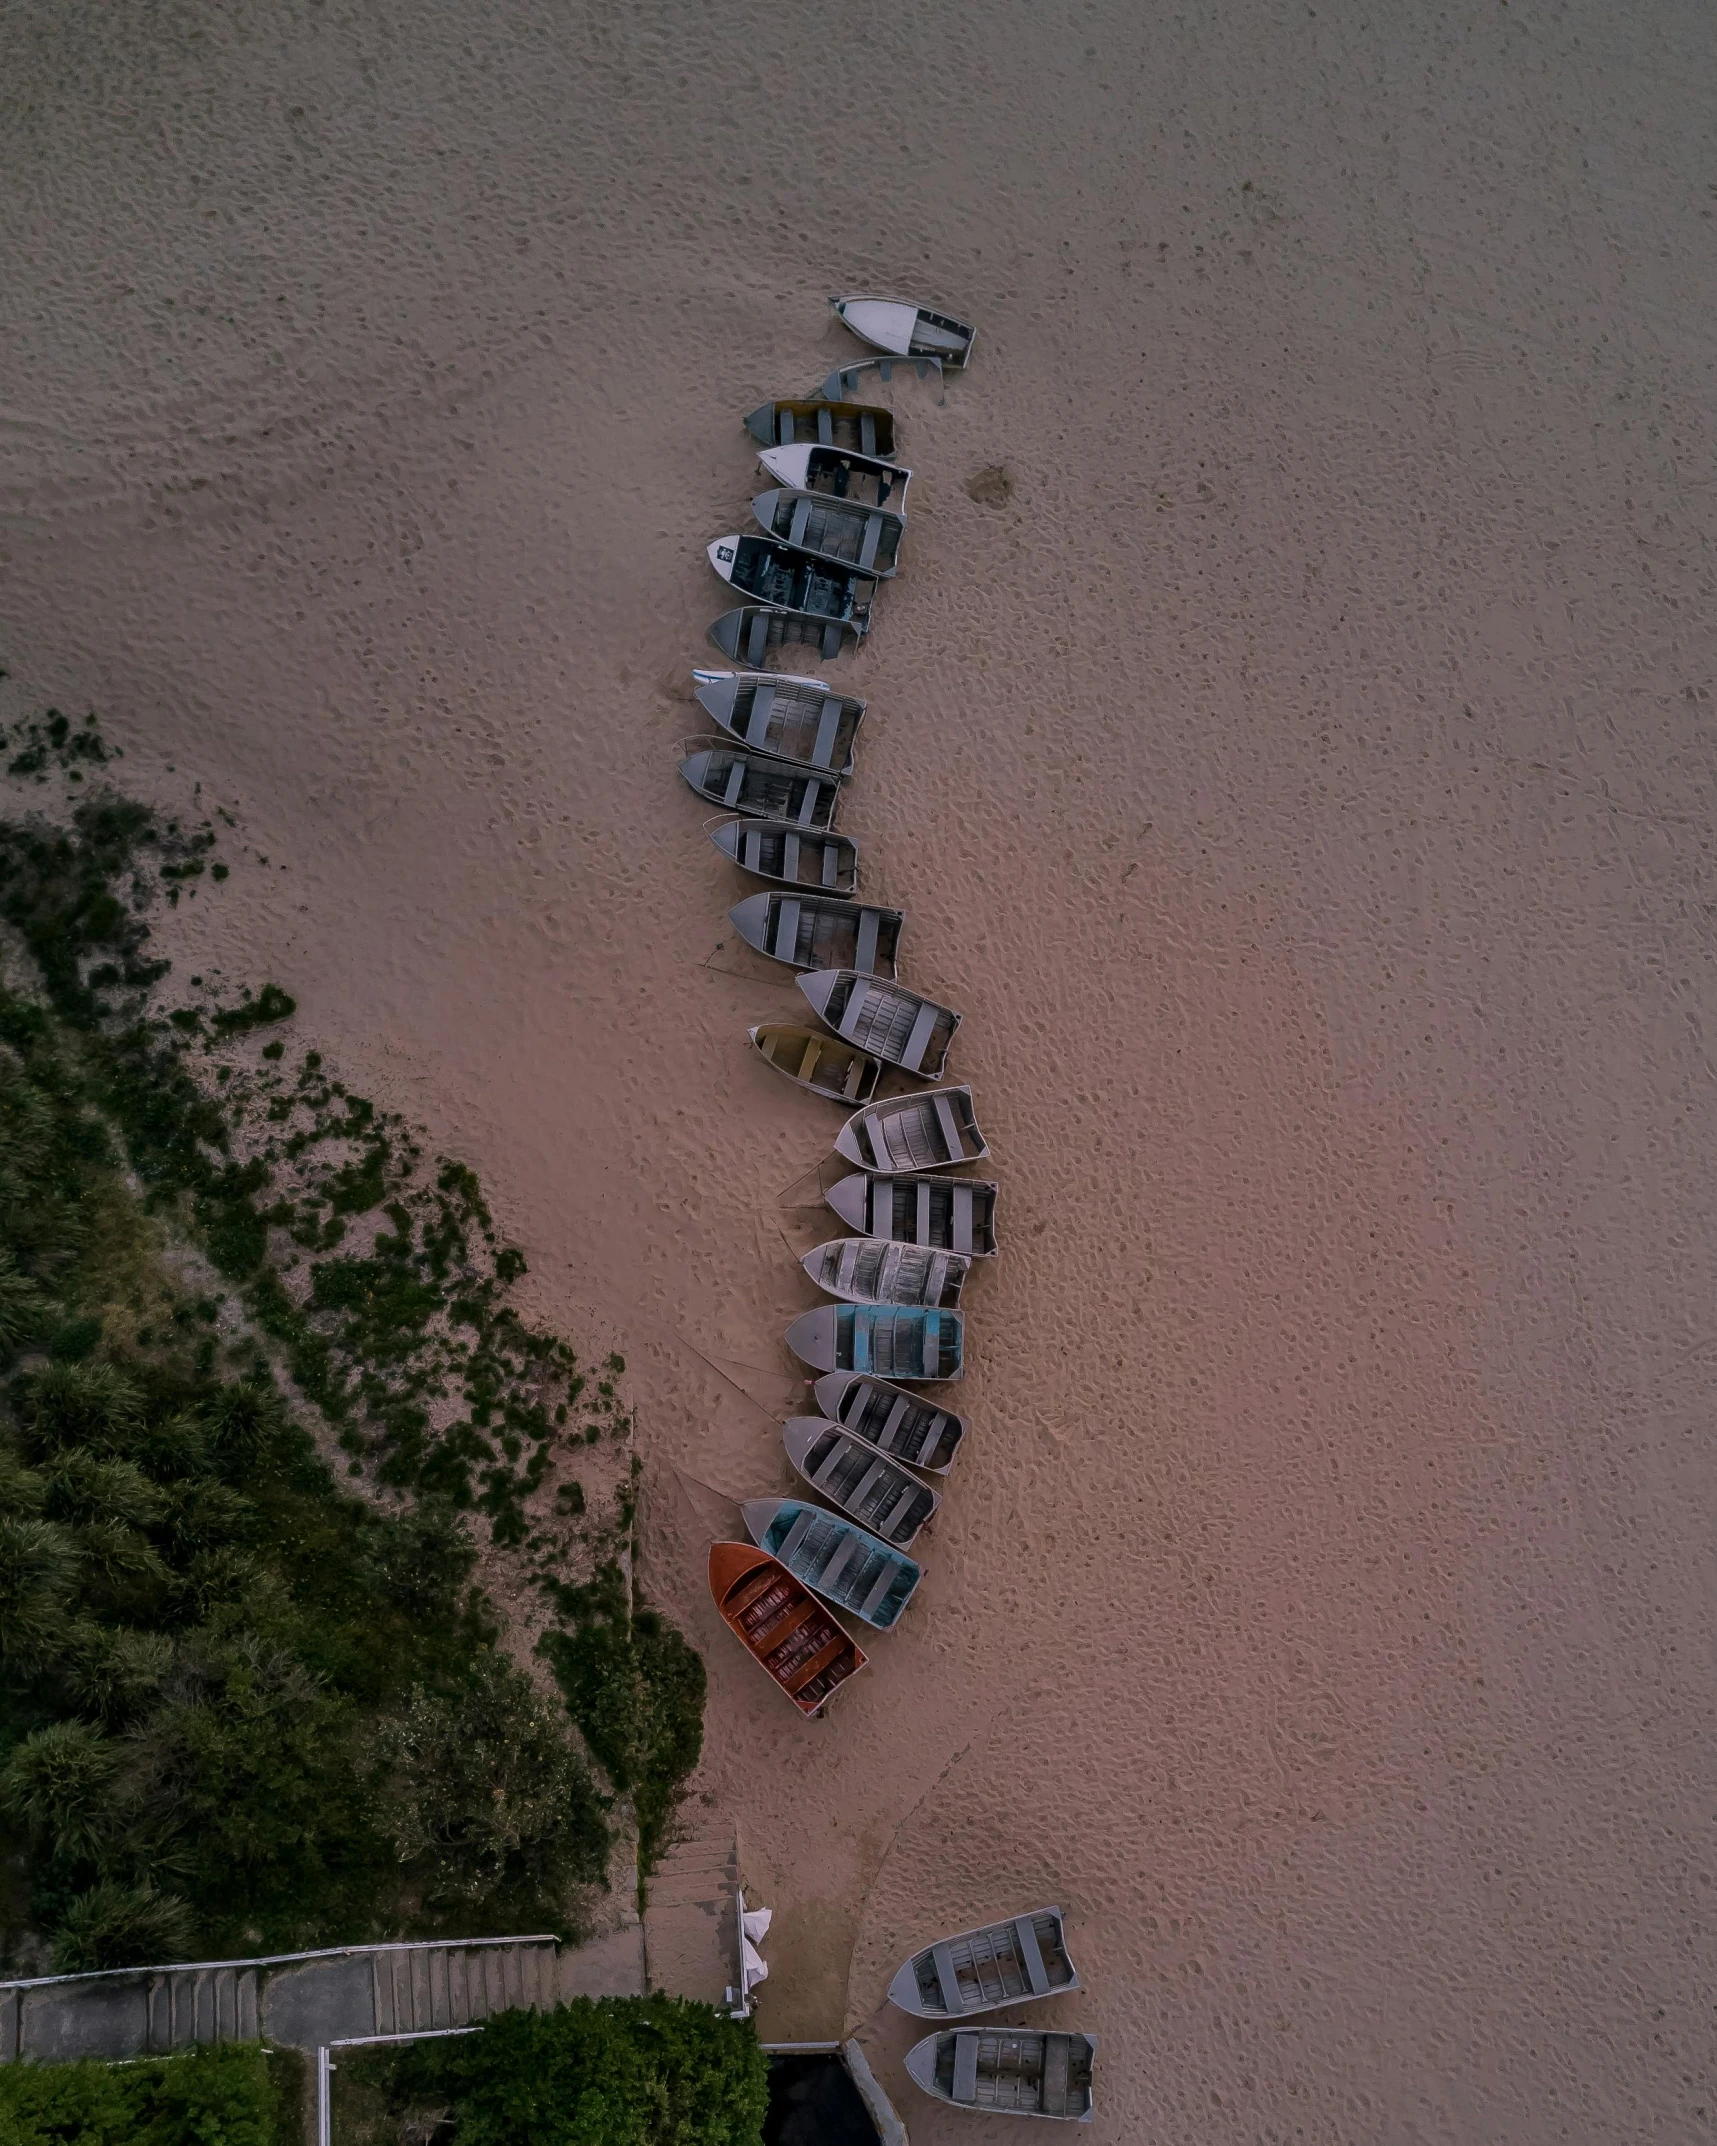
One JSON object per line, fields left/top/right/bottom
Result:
{"left": 4, "top": 2, "right": 1715, "bottom": 2136}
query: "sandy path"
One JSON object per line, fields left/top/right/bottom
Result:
{"left": 5, "top": 2, "right": 1715, "bottom": 2136}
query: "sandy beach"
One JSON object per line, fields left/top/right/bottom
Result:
{"left": 5, "top": 0, "right": 1716, "bottom": 2134}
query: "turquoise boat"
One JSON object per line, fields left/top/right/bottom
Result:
{"left": 784, "top": 1304, "right": 963, "bottom": 1382}
{"left": 741, "top": 1497, "right": 923, "bottom": 1631}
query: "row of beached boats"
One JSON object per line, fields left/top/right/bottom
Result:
{"left": 695, "top": 298, "right": 988, "bottom": 1705}
{"left": 690, "top": 302, "right": 1096, "bottom": 2120}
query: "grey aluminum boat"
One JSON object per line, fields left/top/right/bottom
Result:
{"left": 888, "top": 1908, "right": 1080, "bottom": 2020}
{"left": 709, "top": 606, "right": 863, "bottom": 666}
{"left": 834, "top": 1087, "right": 989, "bottom": 1173}
{"left": 730, "top": 894, "right": 901, "bottom": 977}
{"left": 741, "top": 1497, "right": 922, "bottom": 1630}
{"left": 708, "top": 818, "right": 858, "bottom": 896}
{"left": 785, "top": 1304, "right": 963, "bottom": 1381}
{"left": 749, "top": 1025, "right": 882, "bottom": 1106}
{"left": 751, "top": 489, "right": 904, "bottom": 577}
{"left": 800, "top": 1237, "right": 969, "bottom": 1311}
{"left": 781, "top": 1416, "right": 939, "bottom": 1548}
{"left": 825, "top": 1171, "right": 998, "bottom": 1256}
{"left": 707, "top": 533, "right": 876, "bottom": 633}
{"left": 744, "top": 398, "right": 899, "bottom": 460}
{"left": 904, "top": 2031, "right": 1095, "bottom": 2123}
{"left": 757, "top": 442, "right": 911, "bottom": 512}
{"left": 798, "top": 969, "right": 958, "bottom": 1079}
{"left": 813, "top": 1372, "right": 967, "bottom": 1474}
{"left": 692, "top": 667, "right": 864, "bottom": 776}
{"left": 679, "top": 747, "right": 841, "bottom": 830}
{"left": 831, "top": 295, "right": 976, "bottom": 367}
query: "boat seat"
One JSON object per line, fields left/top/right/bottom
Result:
{"left": 950, "top": 2032, "right": 981, "bottom": 2105}
{"left": 742, "top": 683, "right": 776, "bottom": 746}
{"left": 777, "top": 411, "right": 795, "bottom": 445}
{"left": 1014, "top": 1916, "right": 1052, "bottom": 1997}
{"left": 859, "top": 414, "right": 877, "bottom": 458}
{"left": 811, "top": 696, "right": 843, "bottom": 770}
{"left": 931, "top": 1092, "right": 964, "bottom": 1159}
{"left": 780, "top": 832, "right": 800, "bottom": 881}
{"left": 721, "top": 763, "right": 746, "bottom": 807}
{"left": 837, "top": 980, "right": 872, "bottom": 1042}
{"left": 950, "top": 1185, "right": 973, "bottom": 1253}
{"left": 859, "top": 1557, "right": 900, "bottom": 1621}
{"left": 816, "top": 407, "right": 834, "bottom": 444}
{"left": 932, "top": 1943, "right": 964, "bottom": 2019}
{"left": 857, "top": 517, "right": 882, "bottom": 571}
{"left": 877, "top": 1485, "right": 919, "bottom": 1540}
{"left": 1040, "top": 2035, "right": 1070, "bottom": 2116}
{"left": 777, "top": 1508, "right": 818, "bottom": 1566}
{"left": 854, "top": 908, "right": 881, "bottom": 974}
{"left": 745, "top": 613, "right": 770, "bottom": 665}
{"left": 788, "top": 497, "right": 814, "bottom": 550}
{"left": 796, "top": 1038, "right": 822, "bottom": 1082}
{"left": 810, "top": 1442, "right": 848, "bottom": 1492}
{"left": 877, "top": 1394, "right": 913, "bottom": 1453}
{"left": 818, "top": 1528, "right": 860, "bottom": 1597}
{"left": 841, "top": 1054, "right": 868, "bottom": 1100}
{"left": 772, "top": 899, "right": 802, "bottom": 962}
{"left": 901, "top": 1000, "right": 942, "bottom": 1073}
{"left": 821, "top": 838, "right": 842, "bottom": 888}
{"left": 848, "top": 1458, "right": 889, "bottom": 1514}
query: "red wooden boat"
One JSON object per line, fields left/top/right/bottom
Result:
{"left": 707, "top": 1541, "right": 867, "bottom": 1717}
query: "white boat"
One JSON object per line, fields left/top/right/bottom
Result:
{"left": 757, "top": 442, "right": 911, "bottom": 513}
{"left": 799, "top": 1237, "right": 970, "bottom": 1310}
{"left": 830, "top": 295, "right": 976, "bottom": 367}
{"left": 887, "top": 1908, "right": 1080, "bottom": 2018}
{"left": 824, "top": 1171, "right": 998, "bottom": 1256}
{"left": 904, "top": 2030, "right": 1096, "bottom": 2122}
{"left": 692, "top": 667, "right": 864, "bottom": 775}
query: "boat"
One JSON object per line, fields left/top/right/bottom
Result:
{"left": 692, "top": 668, "right": 864, "bottom": 775}
{"left": 781, "top": 1417, "right": 939, "bottom": 1548}
{"left": 707, "top": 534, "right": 876, "bottom": 634}
{"left": 785, "top": 1305, "right": 963, "bottom": 1381}
{"left": 813, "top": 1372, "right": 967, "bottom": 1474}
{"left": 887, "top": 1908, "right": 1081, "bottom": 2019}
{"left": 834, "top": 1087, "right": 989, "bottom": 1173}
{"left": 744, "top": 398, "right": 898, "bottom": 460}
{"left": 757, "top": 442, "right": 911, "bottom": 512}
{"left": 708, "top": 818, "right": 858, "bottom": 896}
{"left": 730, "top": 894, "right": 900, "bottom": 977}
{"left": 798, "top": 970, "right": 959, "bottom": 1079}
{"left": 825, "top": 1171, "right": 998, "bottom": 1256}
{"left": 800, "top": 1238, "right": 969, "bottom": 1311}
{"left": 679, "top": 748, "right": 841, "bottom": 830}
{"left": 750, "top": 490, "right": 904, "bottom": 578}
{"left": 749, "top": 1026, "right": 882, "bottom": 1106}
{"left": 741, "top": 1497, "right": 922, "bottom": 1630}
{"left": 904, "top": 2031, "right": 1096, "bottom": 2123}
{"left": 707, "top": 1541, "right": 866, "bottom": 1716}
{"left": 831, "top": 295, "right": 976, "bottom": 367}
{"left": 709, "top": 606, "right": 863, "bottom": 666}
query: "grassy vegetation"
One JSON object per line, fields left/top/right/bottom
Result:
{"left": 334, "top": 1998, "right": 768, "bottom": 2146}
{"left": 0, "top": 2042, "right": 287, "bottom": 2146}
{"left": 0, "top": 709, "right": 704, "bottom": 1967}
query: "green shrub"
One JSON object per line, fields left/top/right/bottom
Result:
{"left": 392, "top": 1997, "right": 767, "bottom": 2146}
{"left": 0, "top": 2042, "right": 281, "bottom": 2146}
